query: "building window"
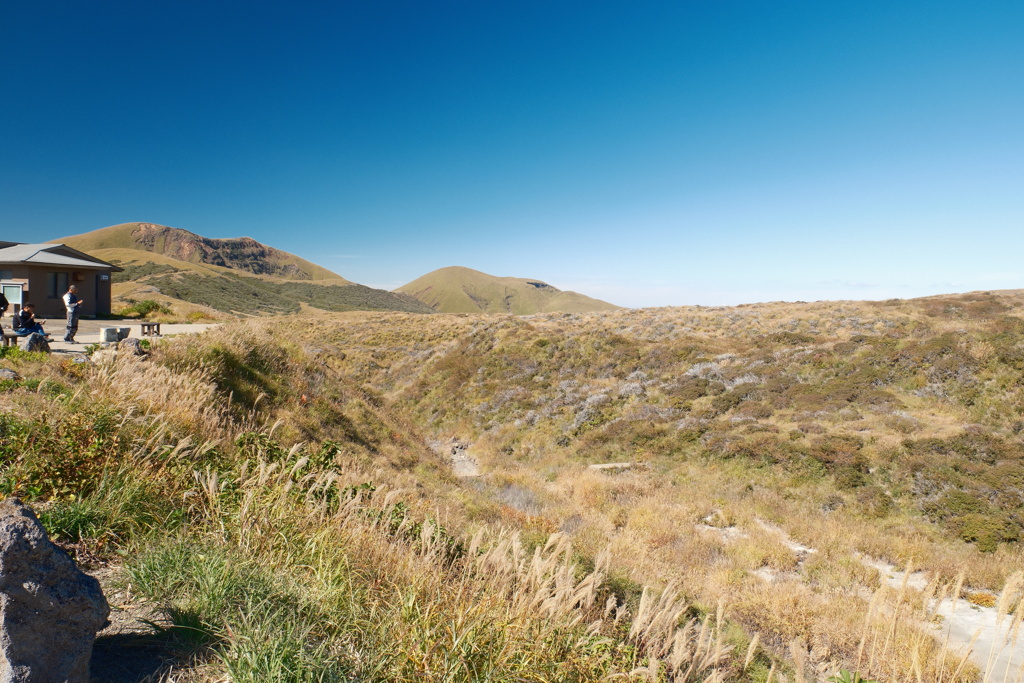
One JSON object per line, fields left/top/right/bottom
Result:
{"left": 1, "top": 285, "right": 21, "bottom": 307}
{"left": 47, "top": 272, "right": 69, "bottom": 298}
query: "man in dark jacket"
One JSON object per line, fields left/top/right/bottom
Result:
{"left": 13, "top": 303, "right": 47, "bottom": 336}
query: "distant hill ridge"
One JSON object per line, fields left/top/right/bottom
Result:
{"left": 51, "top": 222, "right": 434, "bottom": 317}
{"left": 55, "top": 222, "right": 340, "bottom": 281}
{"left": 397, "top": 266, "right": 620, "bottom": 314}
{"left": 51, "top": 224, "right": 618, "bottom": 318}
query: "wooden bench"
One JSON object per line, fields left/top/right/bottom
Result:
{"left": 140, "top": 322, "right": 161, "bottom": 337}
{"left": 1, "top": 330, "right": 19, "bottom": 348}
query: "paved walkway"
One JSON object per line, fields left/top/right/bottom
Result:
{"left": 22, "top": 319, "right": 219, "bottom": 353}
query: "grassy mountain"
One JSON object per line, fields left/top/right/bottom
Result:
{"left": 56, "top": 222, "right": 341, "bottom": 280}
{"left": 396, "top": 266, "right": 620, "bottom": 314}
{"left": 2, "top": 290, "right": 1024, "bottom": 679}
{"left": 52, "top": 224, "right": 434, "bottom": 317}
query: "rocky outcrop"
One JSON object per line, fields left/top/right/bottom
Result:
{"left": 117, "top": 338, "right": 147, "bottom": 356}
{"left": 19, "top": 333, "right": 49, "bottom": 353}
{"left": 131, "top": 223, "right": 314, "bottom": 279}
{"left": 0, "top": 498, "right": 109, "bottom": 682}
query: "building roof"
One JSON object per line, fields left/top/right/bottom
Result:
{"left": 0, "top": 243, "right": 122, "bottom": 271}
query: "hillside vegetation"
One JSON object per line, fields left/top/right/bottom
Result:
{"left": 1, "top": 290, "right": 1023, "bottom": 680}
{"left": 53, "top": 227, "right": 434, "bottom": 318}
{"left": 397, "top": 266, "right": 620, "bottom": 314}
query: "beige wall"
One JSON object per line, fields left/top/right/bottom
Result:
{"left": 5, "top": 265, "right": 113, "bottom": 318}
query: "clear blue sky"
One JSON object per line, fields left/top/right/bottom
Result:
{"left": 2, "top": 1, "right": 1021, "bottom": 307}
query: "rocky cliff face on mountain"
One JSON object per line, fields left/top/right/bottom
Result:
{"left": 56, "top": 222, "right": 340, "bottom": 281}
{"left": 130, "top": 224, "right": 313, "bottom": 279}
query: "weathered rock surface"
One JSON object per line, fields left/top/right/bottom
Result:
{"left": 0, "top": 369, "right": 19, "bottom": 382}
{"left": 0, "top": 498, "right": 109, "bottom": 682}
{"left": 18, "top": 333, "right": 49, "bottom": 353}
{"left": 117, "top": 338, "right": 146, "bottom": 356}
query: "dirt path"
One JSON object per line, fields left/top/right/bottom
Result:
{"left": 429, "top": 438, "right": 481, "bottom": 477}
{"left": 753, "top": 522, "right": 1024, "bottom": 676}
{"left": 869, "top": 560, "right": 1024, "bottom": 676}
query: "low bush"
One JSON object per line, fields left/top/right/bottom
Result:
{"left": 119, "top": 298, "right": 173, "bottom": 318}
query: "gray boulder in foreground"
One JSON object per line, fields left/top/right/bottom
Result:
{"left": 0, "top": 498, "right": 109, "bottom": 682}
{"left": 18, "top": 334, "right": 49, "bottom": 354}
{"left": 117, "top": 338, "right": 146, "bottom": 356}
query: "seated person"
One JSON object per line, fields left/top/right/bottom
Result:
{"left": 12, "top": 303, "right": 47, "bottom": 336}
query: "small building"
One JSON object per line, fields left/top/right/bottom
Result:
{"left": 0, "top": 242, "right": 122, "bottom": 318}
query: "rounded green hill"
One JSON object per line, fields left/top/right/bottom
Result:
{"left": 396, "top": 266, "right": 620, "bottom": 314}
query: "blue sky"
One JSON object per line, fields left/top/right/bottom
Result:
{"left": 2, "top": 1, "right": 1021, "bottom": 307}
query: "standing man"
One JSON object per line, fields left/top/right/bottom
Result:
{"left": 63, "top": 284, "right": 81, "bottom": 343}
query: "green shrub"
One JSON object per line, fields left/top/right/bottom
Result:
{"left": 0, "top": 347, "right": 47, "bottom": 362}
{"left": 808, "top": 435, "right": 865, "bottom": 470}
{"left": 949, "top": 513, "right": 1019, "bottom": 552}
{"left": 0, "top": 407, "right": 133, "bottom": 499}
{"left": 710, "top": 390, "right": 744, "bottom": 415}
{"left": 829, "top": 671, "right": 878, "bottom": 683}
{"left": 111, "top": 261, "right": 177, "bottom": 283}
{"left": 673, "top": 376, "right": 711, "bottom": 401}
{"left": 119, "top": 298, "right": 172, "bottom": 318}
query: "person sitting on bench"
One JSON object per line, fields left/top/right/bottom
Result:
{"left": 12, "top": 303, "right": 48, "bottom": 337}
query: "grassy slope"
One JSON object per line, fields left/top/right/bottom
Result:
{"left": 396, "top": 265, "right": 621, "bottom": 314}
{"left": 53, "top": 222, "right": 343, "bottom": 281}
{"left": 0, "top": 326, "right": 713, "bottom": 682}
{"left": 3, "top": 291, "right": 1024, "bottom": 679}
{"left": 80, "top": 246, "right": 434, "bottom": 317}
{"left": 145, "top": 272, "right": 435, "bottom": 316}
{"left": 294, "top": 290, "right": 1024, "bottom": 679}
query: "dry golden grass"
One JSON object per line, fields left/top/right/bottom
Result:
{"left": 237, "top": 289, "right": 1024, "bottom": 679}
{"left": 4, "top": 288, "right": 1024, "bottom": 679}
